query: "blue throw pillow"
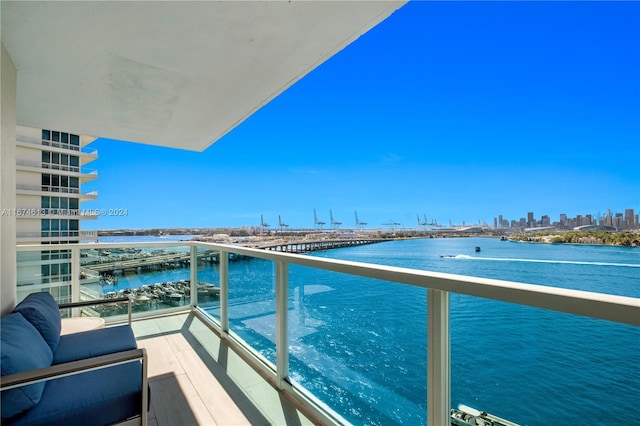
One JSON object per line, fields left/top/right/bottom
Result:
{"left": 13, "top": 292, "right": 61, "bottom": 353}
{"left": 1, "top": 313, "right": 53, "bottom": 419}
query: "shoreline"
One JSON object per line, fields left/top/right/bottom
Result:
{"left": 508, "top": 231, "right": 640, "bottom": 247}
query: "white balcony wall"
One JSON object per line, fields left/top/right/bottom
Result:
{"left": 15, "top": 212, "right": 39, "bottom": 237}
{"left": 16, "top": 193, "right": 40, "bottom": 209}
{"left": 16, "top": 125, "right": 41, "bottom": 140}
{"left": 16, "top": 143, "right": 40, "bottom": 163}
{"left": 1, "top": 43, "right": 17, "bottom": 314}
{"left": 16, "top": 168, "right": 40, "bottom": 187}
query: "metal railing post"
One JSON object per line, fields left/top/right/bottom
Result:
{"left": 219, "top": 250, "right": 229, "bottom": 335}
{"left": 70, "top": 246, "right": 81, "bottom": 317}
{"left": 275, "top": 261, "right": 289, "bottom": 389}
{"left": 427, "top": 289, "right": 450, "bottom": 426}
{"left": 190, "top": 245, "right": 197, "bottom": 307}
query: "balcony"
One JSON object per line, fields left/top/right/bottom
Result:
{"left": 15, "top": 159, "right": 98, "bottom": 182}
{"left": 15, "top": 134, "right": 98, "bottom": 159}
{"left": 12, "top": 208, "right": 98, "bottom": 220}
{"left": 14, "top": 241, "right": 640, "bottom": 425}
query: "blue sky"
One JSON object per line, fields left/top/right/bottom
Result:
{"left": 84, "top": 1, "right": 640, "bottom": 231}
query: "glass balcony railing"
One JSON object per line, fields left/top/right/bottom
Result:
{"left": 14, "top": 241, "right": 640, "bottom": 425}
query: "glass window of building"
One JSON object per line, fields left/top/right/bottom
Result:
{"left": 42, "top": 129, "right": 50, "bottom": 140}
{"left": 61, "top": 133, "right": 68, "bottom": 143}
{"left": 52, "top": 131, "right": 59, "bottom": 142}
{"left": 41, "top": 264, "right": 49, "bottom": 279}
{"left": 70, "top": 134, "right": 79, "bottom": 146}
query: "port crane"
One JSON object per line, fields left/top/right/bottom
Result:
{"left": 417, "top": 213, "right": 428, "bottom": 227}
{"left": 330, "top": 210, "right": 341, "bottom": 229}
{"left": 278, "top": 215, "right": 289, "bottom": 232}
{"left": 313, "top": 209, "right": 325, "bottom": 229}
{"left": 260, "top": 214, "right": 270, "bottom": 234}
{"left": 355, "top": 210, "right": 367, "bottom": 229}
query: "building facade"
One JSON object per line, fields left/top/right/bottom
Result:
{"left": 15, "top": 125, "right": 98, "bottom": 302}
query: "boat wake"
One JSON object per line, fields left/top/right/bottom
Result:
{"left": 446, "top": 254, "right": 639, "bottom": 268}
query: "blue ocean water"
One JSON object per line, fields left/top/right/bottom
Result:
{"left": 99, "top": 236, "right": 640, "bottom": 425}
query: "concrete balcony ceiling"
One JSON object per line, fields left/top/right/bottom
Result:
{"left": 1, "top": 1, "right": 405, "bottom": 151}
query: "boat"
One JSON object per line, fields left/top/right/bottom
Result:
{"left": 451, "top": 404, "right": 520, "bottom": 426}
{"left": 475, "top": 246, "right": 481, "bottom": 252}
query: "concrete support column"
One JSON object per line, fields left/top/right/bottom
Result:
{"left": 1, "top": 42, "right": 17, "bottom": 314}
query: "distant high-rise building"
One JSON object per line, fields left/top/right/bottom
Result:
{"left": 613, "top": 213, "right": 624, "bottom": 230}
{"left": 605, "top": 209, "right": 612, "bottom": 227}
{"left": 541, "top": 215, "right": 550, "bottom": 226}
{"left": 560, "top": 214, "right": 567, "bottom": 227}
{"left": 527, "top": 212, "right": 535, "bottom": 227}
{"left": 625, "top": 209, "right": 634, "bottom": 229}
{"left": 15, "top": 126, "right": 98, "bottom": 303}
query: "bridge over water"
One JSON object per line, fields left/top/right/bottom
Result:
{"left": 84, "top": 250, "right": 219, "bottom": 274}
{"left": 256, "top": 238, "right": 384, "bottom": 254}
{"left": 84, "top": 239, "right": 385, "bottom": 275}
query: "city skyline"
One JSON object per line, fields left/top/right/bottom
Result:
{"left": 83, "top": 206, "right": 639, "bottom": 232}
{"left": 81, "top": 1, "right": 639, "bottom": 231}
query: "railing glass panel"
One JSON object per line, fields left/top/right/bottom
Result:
{"left": 194, "top": 247, "right": 221, "bottom": 310}
{"left": 286, "top": 265, "right": 428, "bottom": 425}
{"left": 200, "top": 255, "right": 279, "bottom": 364}
{"left": 79, "top": 244, "right": 192, "bottom": 317}
{"left": 17, "top": 248, "right": 73, "bottom": 304}
{"left": 450, "top": 294, "right": 640, "bottom": 425}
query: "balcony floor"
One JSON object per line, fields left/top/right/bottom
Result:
{"left": 131, "top": 312, "right": 316, "bottom": 426}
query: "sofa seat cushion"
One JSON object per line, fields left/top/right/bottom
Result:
{"left": 5, "top": 361, "right": 143, "bottom": 426}
{"left": 0, "top": 313, "right": 53, "bottom": 420}
{"left": 53, "top": 325, "right": 137, "bottom": 365}
{"left": 13, "top": 293, "right": 61, "bottom": 353}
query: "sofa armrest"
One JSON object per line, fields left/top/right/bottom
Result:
{"left": 59, "top": 296, "right": 132, "bottom": 324}
{"left": 1, "top": 348, "right": 145, "bottom": 390}
{"left": 1, "top": 348, "right": 148, "bottom": 425}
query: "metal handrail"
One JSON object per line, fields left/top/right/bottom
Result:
{"left": 15, "top": 241, "right": 640, "bottom": 326}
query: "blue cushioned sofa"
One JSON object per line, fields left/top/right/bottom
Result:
{"left": 1, "top": 293, "right": 148, "bottom": 425}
